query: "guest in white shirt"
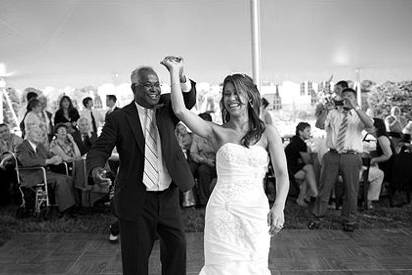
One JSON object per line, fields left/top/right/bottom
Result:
{"left": 80, "top": 97, "right": 104, "bottom": 136}
{"left": 309, "top": 88, "right": 374, "bottom": 232}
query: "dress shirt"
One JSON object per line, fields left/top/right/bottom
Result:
{"left": 135, "top": 78, "right": 192, "bottom": 191}
{"left": 80, "top": 109, "right": 103, "bottom": 133}
{"left": 325, "top": 109, "right": 368, "bottom": 153}
{"left": 28, "top": 140, "right": 38, "bottom": 153}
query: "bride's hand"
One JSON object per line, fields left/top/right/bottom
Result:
{"left": 267, "top": 204, "right": 284, "bottom": 236}
{"left": 160, "top": 56, "right": 183, "bottom": 73}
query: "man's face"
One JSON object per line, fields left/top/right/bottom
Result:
{"left": 333, "top": 84, "right": 345, "bottom": 96}
{"left": 106, "top": 98, "right": 114, "bottom": 108}
{"left": 299, "top": 126, "right": 311, "bottom": 140}
{"left": 28, "top": 128, "right": 43, "bottom": 144}
{"left": 133, "top": 73, "right": 161, "bottom": 108}
{"left": 342, "top": 91, "right": 356, "bottom": 109}
{"left": 87, "top": 100, "right": 93, "bottom": 109}
{"left": 78, "top": 119, "right": 90, "bottom": 134}
{"left": 0, "top": 126, "right": 10, "bottom": 140}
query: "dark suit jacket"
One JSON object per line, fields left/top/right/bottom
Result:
{"left": 87, "top": 81, "right": 197, "bottom": 221}
{"left": 105, "top": 106, "right": 120, "bottom": 122}
{"left": 72, "top": 131, "right": 98, "bottom": 156}
{"left": 15, "top": 140, "right": 53, "bottom": 187}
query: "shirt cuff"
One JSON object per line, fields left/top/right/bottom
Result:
{"left": 181, "top": 77, "right": 192, "bottom": 93}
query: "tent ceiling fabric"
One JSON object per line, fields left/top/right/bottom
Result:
{"left": 1, "top": 0, "right": 412, "bottom": 89}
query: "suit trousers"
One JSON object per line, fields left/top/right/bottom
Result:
{"left": 46, "top": 172, "right": 76, "bottom": 212}
{"left": 311, "top": 151, "right": 362, "bottom": 223}
{"left": 119, "top": 186, "right": 186, "bottom": 275}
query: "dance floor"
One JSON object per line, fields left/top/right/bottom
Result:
{"left": 1, "top": 229, "right": 412, "bottom": 274}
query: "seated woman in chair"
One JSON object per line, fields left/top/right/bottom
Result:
{"left": 50, "top": 123, "right": 81, "bottom": 163}
{"left": 367, "top": 118, "right": 394, "bottom": 208}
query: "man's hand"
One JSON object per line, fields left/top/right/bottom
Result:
{"left": 344, "top": 96, "right": 357, "bottom": 110}
{"left": 92, "top": 167, "right": 112, "bottom": 186}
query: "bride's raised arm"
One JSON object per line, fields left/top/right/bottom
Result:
{"left": 161, "top": 56, "right": 215, "bottom": 139}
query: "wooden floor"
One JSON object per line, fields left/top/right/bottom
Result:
{"left": 1, "top": 229, "right": 412, "bottom": 274}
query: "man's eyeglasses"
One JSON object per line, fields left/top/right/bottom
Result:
{"left": 135, "top": 82, "right": 161, "bottom": 90}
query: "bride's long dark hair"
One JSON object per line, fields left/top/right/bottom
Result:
{"left": 220, "top": 74, "right": 265, "bottom": 147}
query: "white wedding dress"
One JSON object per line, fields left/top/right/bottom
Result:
{"left": 199, "top": 143, "right": 271, "bottom": 275}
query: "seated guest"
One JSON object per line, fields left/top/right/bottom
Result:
{"left": 285, "top": 122, "right": 318, "bottom": 207}
{"left": 15, "top": 126, "right": 76, "bottom": 214}
{"left": 0, "top": 123, "right": 23, "bottom": 205}
{"left": 50, "top": 123, "right": 82, "bottom": 162}
{"left": 385, "top": 106, "right": 407, "bottom": 133}
{"left": 175, "top": 122, "right": 192, "bottom": 158}
{"left": 72, "top": 117, "right": 97, "bottom": 156}
{"left": 365, "top": 118, "right": 392, "bottom": 209}
{"left": 189, "top": 113, "right": 217, "bottom": 207}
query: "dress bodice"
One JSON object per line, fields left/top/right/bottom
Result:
{"left": 213, "top": 143, "right": 269, "bottom": 203}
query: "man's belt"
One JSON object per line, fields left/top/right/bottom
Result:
{"left": 329, "top": 148, "right": 360, "bottom": 154}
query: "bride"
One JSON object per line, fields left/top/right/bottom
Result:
{"left": 161, "top": 56, "right": 289, "bottom": 274}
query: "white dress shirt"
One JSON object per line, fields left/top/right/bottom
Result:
{"left": 325, "top": 109, "right": 367, "bottom": 153}
{"left": 79, "top": 108, "right": 104, "bottom": 133}
{"left": 135, "top": 79, "right": 192, "bottom": 191}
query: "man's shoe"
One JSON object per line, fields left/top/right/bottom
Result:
{"left": 342, "top": 222, "right": 356, "bottom": 232}
{"left": 109, "top": 233, "right": 119, "bottom": 243}
{"left": 307, "top": 220, "right": 321, "bottom": 230}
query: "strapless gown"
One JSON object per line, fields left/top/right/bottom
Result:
{"left": 199, "top": 143, "right": 271, "bottom": 275}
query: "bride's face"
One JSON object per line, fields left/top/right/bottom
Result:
{"left": 223, "top": 82, "right": 248, "bottom": 118}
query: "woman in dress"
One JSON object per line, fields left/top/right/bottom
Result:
{"left": 161, "top": 57, "right": 289, "bottom": 274}
{"left": 54, "top": 95, "right": 80, "bottom": 133}
{"left": 23, "top": 99, "right": 49, "bottom": 147}
{"left": 49, "top": 123, "right": 81, "bottom": 162}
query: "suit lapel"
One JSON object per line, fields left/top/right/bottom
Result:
{"left": 124, "top": 102, "right": 145, "bottom": 153}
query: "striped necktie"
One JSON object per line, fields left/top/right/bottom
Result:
{"left": 336, "top": 111, "right": 349, "bottom": 153}
{"left": 142, "top": 108, "right": 160, "bottom": 189}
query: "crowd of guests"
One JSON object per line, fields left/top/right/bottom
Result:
{"left": 1, "top": 79, "right": 411, "bottom": 234}
{"left": 0, "top": 91, "right": 119, "bottom": 217}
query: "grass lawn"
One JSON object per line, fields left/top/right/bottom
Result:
{"left": 1, "top": 198, "right": 412, "bottom": 247}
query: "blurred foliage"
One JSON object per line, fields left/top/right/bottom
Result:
{"left": 367, "top": 81, "right": 412, "bottom": 119}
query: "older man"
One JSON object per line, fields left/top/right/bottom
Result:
{"left": 15, "top": 126, "right": 75, "bottom": 214}
{"left": 72, "top": 116, "right": 98, "bottom": 156}
{"left": 87, "top": 64, "right": 196, "bottom": 275}
{"left": 0, "top": 123, "right": 23, "bottom": 205}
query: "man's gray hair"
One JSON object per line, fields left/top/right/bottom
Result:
{"left": 130, "top": 66, "right": 156, "bottom": 84}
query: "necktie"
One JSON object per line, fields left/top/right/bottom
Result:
{"left": 90, "top": 111, "right": 97, "bottom": 134}
{"left": 142, "top": 109, "right": 160, "bottom": 189}
{"left": 336, "top": 111, "right": 349, "bottom": 153}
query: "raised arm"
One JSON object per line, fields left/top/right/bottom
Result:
{"left": 161, "top": 56, "right": 214, "bottom": 139}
